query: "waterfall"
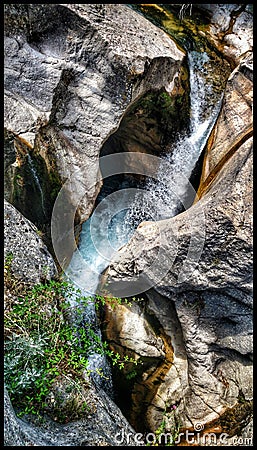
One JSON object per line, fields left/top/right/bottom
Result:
{"left": 65, "top": 50, "right": 224, "bottom": 392}
{"left": 27, "top": 154, "right": 46, "bottom": 217}
{"left": 65, "top": 181, "right": 134, "bottom": 395}
{"left": 124, "top": 51, "right": 223, "bottom": 227}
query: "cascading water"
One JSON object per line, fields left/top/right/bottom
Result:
{"left": 65, "top": 50, "right": 224, "bottom": 392}
{"left": 27, "top": 154, "right": 46, "bottom": 217}
{"left": 124, "top": 51, "right": 223, "bottom": 226}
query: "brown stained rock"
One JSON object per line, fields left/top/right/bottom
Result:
{"left": 104, "top": 102, "right": 253, "bottom": 434}
{"left": 104, "top": 137, "right": 252, "bottom": 433}
{"left": 4, "top": 2, "right": 253, "bottom": 444}
{"left": 196, "top": 53, "right": 253, "bottom": 197}
{"left": 102, "top": 297, "right": 175, "bottom": 432}
{"left": 194, "top": 4, "right": 253, "bottom": 67}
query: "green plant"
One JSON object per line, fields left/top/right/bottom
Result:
{"left": 14, "top": 173, "right": 24, "bottom": 187}
{"left": 4, "top": 252, "right": 23, "bottom": 292}
{"left": 36, "top": 229, "right": 44, "bottom": 238}
{"left": 146, "top": 403, "right": 181, "bottom": 446}
{"left": 44, "top": 375, "right": 90, "bottom": 423}
{"left": 4, "top": 278, "right": 140, "bottom": 420}
{"left": 237, "top": 389, "right": 246, "bottom": 404}
{"left": 125, "top": 368, "right": 138, "bottom": 380}
{"left": 4, "top": 252, "right": 13, "bottom": 272}
{"left": 94, "top": 293, "right": 133, "bottom": 310}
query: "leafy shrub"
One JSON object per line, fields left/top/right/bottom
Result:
{"left": 4, "top": 275, "right": 139, "bottom": 420}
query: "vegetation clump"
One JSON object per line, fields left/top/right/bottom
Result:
{"left": 4, "top": 256, "right": 139, "bottom": 422}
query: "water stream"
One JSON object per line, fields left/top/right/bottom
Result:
{"left": 27, "top": 154, "right": 46, "bottom": 217}
{"left": 124, "top": 51, "right": 223, "bottom": 226}
{"left": 65, "top": 50, "right": 224, "bottom": 390}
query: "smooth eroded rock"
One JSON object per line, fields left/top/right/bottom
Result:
{"left": 103, "top": 58, "right": 253, "bottom": 433}
{"left": 4, "top": 3, "right": 185, "bottom": 224}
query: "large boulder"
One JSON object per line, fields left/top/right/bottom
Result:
{"left": 4, "top": 3, "right": 185, "bottom": 226}
{"left": 4, "top": 199, "right": 57, "bottom": 284}
{"left": 104, "top": 112, "right": 253, "bottom": 438}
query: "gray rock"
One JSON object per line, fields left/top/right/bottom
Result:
{"left": 106, "top": 135, "right": 253, "bottom": 427}
{"left": 4, "top": 3, "right": 184, "bottom": 223}
{"left": 4, "top": 2, "right": 253, "bottom": 444}
{"left": 104, "top": 299, "right": 166, "bottom": 359}
{"left": 4, "top": 200, "right": 143, "bottom": 446}
{"left": 4, "top": 200, "right": 57, "bottom": 284}
{"left": 4, "top": 384, "right": 143, "bottom": 446}
{"left": 194, "top": 4, "right": 253, "bottom": 65}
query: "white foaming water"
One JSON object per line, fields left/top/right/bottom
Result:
{"left": 65, "top": 50, "right": 224, "bottom": 391}
{"left": 124, "top": 51, "right": 223, "bottom": 224}
{"left": 65, "top": 188, "right": 135, "bottom": 393}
